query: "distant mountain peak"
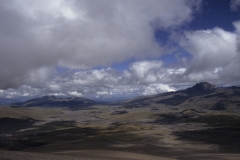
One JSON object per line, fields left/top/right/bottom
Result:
{"left": 185, "top": 82, "right": 218, "bottom": 94}
{"left": 192, "top": 82, "right": 218, "bottom": 90}
{"left": 41, "top": 95, "right": 57, "bottom": 99}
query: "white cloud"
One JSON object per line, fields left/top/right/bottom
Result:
{"left": 178, "top": 24, "right": 240, "bottom": 84}
{"left": 48, "top": 84, "right": 61, "bottom": 92}
{"left": 0, "top": 0, "right": 202, "bottom": 89}
{"left": 233, "top": 21, "right": 240, "bottom": 33}
{"left": 233, "top": 21, "right": 240, "bottom": 52}
{"left": 142, "top": 84, "right": 176, "bottom": 95}
{"left": 67, "top": 91, "right": 83, "bottom": 97}
{"left": 2, "top": 1, "right": 240, "bottom": 100}
{"left": 213, "top": 67, "right": 223, "bottom": 74}
{"left": 25, "top": 67, "right": 55, "bottom": 87}
{"left": 0, "top": 60, "right": 183, "bottom": 100}
{"left": 167, "top": 68, "right": 186, "bottom": 75}
{"left": 182, "top": 27, "right": 237, "bottom": 71}
{"left": 129, "top": 60, "right": 163, "bottom": 81}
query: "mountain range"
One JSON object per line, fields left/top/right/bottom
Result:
{"left": 5, "top": 82, "right": 240, "bottom": 111}
{"left": 11, "top": 95, "right": 98, "bottom": 108}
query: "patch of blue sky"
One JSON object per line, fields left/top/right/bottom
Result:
{"left": 56, "top": 66, "right": 69, "bottom": 73}
{"left": 110, "top": 58, "right": 136, "bottom": 72}
{"left": 187, "top": 0, "right": 240, "bottom": 32}
{"left": 109, "top": 50, "right": 192, "bottom": 72}
{"left": 154, "top": 29, "right": 170, "bottom": 46}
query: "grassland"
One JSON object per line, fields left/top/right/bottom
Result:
{"left": 0, "top": 103, "right": 239, "bottom": 160}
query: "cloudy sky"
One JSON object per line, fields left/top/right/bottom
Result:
{"left": 0, "top": 0, "right": 240, "bottom": 101}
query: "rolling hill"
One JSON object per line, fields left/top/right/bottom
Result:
{"left": 121, "top": 82, "right": 240, "bottom": 111}
{"left": 11, "top": 95, "right": 100, "bottom": 108}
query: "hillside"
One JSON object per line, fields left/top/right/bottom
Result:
{"left": 11, "top": 95, "right": 99, "bottom": 108}
{"left": 121, "top": 82, "right": 240, "bottom": 111}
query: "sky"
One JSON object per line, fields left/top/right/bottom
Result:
{"left": 0, "top": 0, "right": 240, "bottom": 101}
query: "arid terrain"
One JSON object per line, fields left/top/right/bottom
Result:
{"left": 0, "top": 82, "right": 240, "bottom": 160}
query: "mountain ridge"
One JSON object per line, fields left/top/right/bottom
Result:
{"left": 184, "top": 82, "right": 218, "bottom": 95}
{"left": 11, "top": 95, "right": 102, "bottom": 108}
{"left": 121, "top": 82, "right": 240, "bottom": 110}
{"left": 6, "top": 82, "right": 240, "bottom": 110}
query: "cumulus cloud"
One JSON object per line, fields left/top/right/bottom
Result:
{"left": 5, "top": 0, "right": 240, "bottom": 100}
{"left": 0, "top": 60, "right": 180, "bottom": 100}
{"left": 0, "top": 0, "right": 202, "bottom": 89}
{"left": 129, "top": 60, "right": 163, "bottom": 83}
{"left": 233, "top": 20, "right": 240, "bottom": 50}
{"left": 46, "top": 61, "right": 177, "bottom": 97}
{"left": 234, "top": 21, "right": 240, "bottom": 33}
{"left": 182, "top": 27, "right": 237, "bottom": 71}
{"left": 178, "top": 23, "right": 240, "bottom": 84}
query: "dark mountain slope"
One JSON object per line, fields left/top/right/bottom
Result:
{"left": 11, "top": 96, "right": 99, "bottom": 108}
{"left": 183, "top": 82, "right": 218, "bottom": 95}
{"left": 121, "top": 82, "right": 240, "bottom": 111}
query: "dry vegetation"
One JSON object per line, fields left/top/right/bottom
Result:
{"left": 0, "top": 104, "right": 240, "bottom": 160}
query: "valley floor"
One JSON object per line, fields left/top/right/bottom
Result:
{"left": 0, "top": 150, "right": 174, "bottom": 160}
{"left": 0, "top": 105, "right": 240, "bottom": 160}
